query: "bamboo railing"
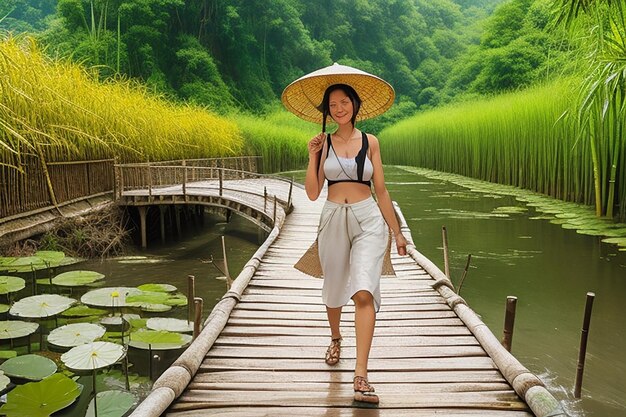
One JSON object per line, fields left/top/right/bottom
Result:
{"left": 0, "top": 158, "right": 115, "bottom": 221}
{"left": 114, "top": 156, "right": 270, "bottom": 199}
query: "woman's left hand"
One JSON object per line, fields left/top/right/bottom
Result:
{"left": 395, "top": 233, "right": 408, "bottom": 256}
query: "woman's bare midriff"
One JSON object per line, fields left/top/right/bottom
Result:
{"left": 327, "top": 182, "right": 372, "bottom": 204}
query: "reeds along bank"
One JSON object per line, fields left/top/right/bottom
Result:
{"left": 379, "top": 79, "right": 626, "bottom": 223}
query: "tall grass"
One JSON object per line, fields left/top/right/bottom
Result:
{"left": 232, "top": 108, "right": 319, "bottom": 173}
{"left": 378, "top": 79, "right": 622, "bottom": 217}
{"left": 0, "top": 36, "right": 242, "bottom": 170}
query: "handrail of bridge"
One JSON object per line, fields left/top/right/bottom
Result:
{"left": 114, "top": 157, "right": 293, "bottom": 200}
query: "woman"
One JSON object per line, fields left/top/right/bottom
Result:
{"left": 283, "top": 64, "right": 408, "bottom": 404}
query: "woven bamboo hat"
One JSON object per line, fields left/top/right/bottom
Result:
{"left": 281, "top": 63, "right": 395, "bottom": 124}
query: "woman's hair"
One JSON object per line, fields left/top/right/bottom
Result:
{"left": 319, "top": 84, "right": 362, "bottom": 132}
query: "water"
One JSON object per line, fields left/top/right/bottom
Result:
{"left": 382, "top": 166, "right": 626, "bottom": 417}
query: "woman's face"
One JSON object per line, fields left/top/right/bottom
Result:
{"left": 328, "top": 89, "right": 354, "bottom": 125}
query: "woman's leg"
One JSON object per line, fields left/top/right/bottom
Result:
{"left": 325, "top": 306, "right": 343, "bottom": 365}
{"left": 352, "top": 290, "right": 376, "bottom": 378}
{"left": 326, "top": 306, "right": 342, "bottom": 339}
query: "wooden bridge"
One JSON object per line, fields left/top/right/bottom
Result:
{"left": 117, "top": 161, "right": 566, "bottom": 417}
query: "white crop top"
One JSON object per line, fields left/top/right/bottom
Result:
{"left": 323, "top": 132, "right": 373, "bottom": 186}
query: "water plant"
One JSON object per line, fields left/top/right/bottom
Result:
{"left": 9, "top": 294, "right": 76, "bottom": 318}
{"left": 51, "top": 270, "right": 105, "bottom": 287}
{"left": 85, "top": 390, "right": 136, "bottom": 417}
{"left": 0, "top": 354, "right": 57, "bottom": 381}
{"left": 47, "top": 323, "right": 107, "bottom": 349}
{"left": 0, "top": 373, "right": 82, "bottom": 417}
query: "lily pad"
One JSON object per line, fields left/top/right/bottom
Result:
{"left": 0, "top": 370, "right": 9, "bottom": 391}
{"left": 86, "top": 390, "right": 136, "bottom": 417}
{"left": 0, "top": 321, "right": 39, "bottom": 339}
{"left": 146, "top": 318, "right": 194, "bottom": 333}
{"left": 52, "top": 270, "right": 105, "bottom": 287}
{"left": 129, "top": 330, "right": 192, "bottom": 350}
{"left": 0, "top": 354, "right": 57, "bottom": 380}
{"left": 0, "top": 351, "right": 17, "bottom": 359}
{"left": 0, "top": 304, "right": 9, "bottom": 313}
{"left": 137, "top": 283, "right": 177, "bottom": 293}
{"left": 126, "top": 291, "right": 186, "bottom": 311}
{"left": 61, "top": 341, "right": 126, "bottom": 370}
{"left": 9, "top": 294, "right": 77, "bottom": 318}
{"left": 47, "top": 323, "right": 107, "bottom": 348}
{"left": 0, "top": 276, "right": 25, "bottom": 295}
{"left": 81, "top": 287, "right": 142, "bottom": 308}
{"left": 0, "top": 373, "right": 81, "bottom": 417}
{"left": 61, "top": 305, "right": 108, "bottom": 317}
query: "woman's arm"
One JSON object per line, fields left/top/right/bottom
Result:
{"left": 368, "top": 134, "right": 408, "bottom": 256}
{"left": 304, "top": 132, "right": 327, "bottom": 201}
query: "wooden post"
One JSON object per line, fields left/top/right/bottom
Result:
{"left": 222, "top": 236, "right": 231, "bottom": 289}
{"left": 147, "top": 163, "right": 152, "bottom": 199}
{"left": 574, "top": 292, "right": 595, "bottom": 398}
{"left": 219, "top": 169, "right": 223, "bottom": 196}
{"left": 456, "top": 254, "right": 471, "bottom": 295}
{"left": 287, "top": 178, "right": 293, "bottom": 210}
{"left": 193, "top": 297, "right": 203, "bottom": 340}
{"left": 148, "top": 343, "right": 153, "bottom": 381}
{"left": 264, "top": 187, "right": 267, "bottom": 211}
{"left": 113, "top": 157, "right": 118, "bottom": 200}
{"left": 442, "top": 226, "right": 450, "bottom": 279}
{"left": 273, "top": 195, "right": 277, "bottom": 225}
{"left": 175, "top": 206, "right": 182, "bottom": 239}
{"left": 138, "top": 206, "right": 148, "bottom": 249}
{"left": 159, "top": 206, "right": 167, "bottom": 244}
{"left": 187, "top": 275, "right": 195, "bottom": 324}
{"left": 182, "top": 159, "right": 187, "bottom": 197}
{"left": 501, "top": 296, "right": 517, "bottom": 352}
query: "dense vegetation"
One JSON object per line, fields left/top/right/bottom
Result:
{"left": 3, "top": 0, "right": 549, "bottom": 122}
{"left": 1, "top": 0, "right": 624, "bottom": 221}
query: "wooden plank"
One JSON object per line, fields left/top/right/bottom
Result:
{"left": 228, "top": 309, "right": 458, "bottom": 320}
{"left": 224, "top": 317, "right": 465, "bottom": 328}
{"left": 242, "top": 288, "right": 442, "bottom": 299}
{"left": 233, "top": 302, "right": 451, "bottom": 312}
{"left": 186, "top": 381, "right": 513, "bottom": 394}
{"left": 213, "top": 335, "right": 480, "bottom": 347}
{"left": 219, "top": 325, "right": 472, "bottom": 337}
{"left": 206, "top": 345, "right": 487, "bottom": 359}
{"left": 173, "top": 390, "right": 527, "bottom": 410}
{"left": 166, "top": 407, "right": 533, "bottom": 417}
{"left": 236, "top": 294, "right": 446, "bottom": 305}
{"left": 199, "top": 357, "right": 497, "bottom": 372}
{"left": 191, "top": 369, "right": 508, "bottom": 384}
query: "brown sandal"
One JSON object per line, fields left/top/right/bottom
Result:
{"left": 353, "top": 375, "right": 379, "bottom": 404}
{"left": 324, "top": 337, "right": 342, "bottom": 365}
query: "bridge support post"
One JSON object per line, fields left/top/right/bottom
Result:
{"left": 175, "top": 206, "right": 182, "bottom": 238}
{"left": 187, "top": 275, "right": 195, "bottom": 324}
{"left": 502, "top": 296, "right": 517, "bottom": 352}
{"left": 574, "top": 292, "right": 595, "bottom": 398}
{"left": 138, "top": 206, "right": 148, "bottom": 249}
{"left": 193, "top": 297, "right": 203, "bottom": 340}
{"left": 159, "top": 206, "right": 167, "bottom": 244}
{"left": 442, "top": 226, "right": 450, "bottom": 279}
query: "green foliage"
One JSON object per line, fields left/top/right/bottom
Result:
{"left": 444, "top": 0, "right": 576, "bottom": 98}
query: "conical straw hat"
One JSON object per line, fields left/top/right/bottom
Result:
{"left": 281, "top": 63, "right": 395, "bottom": 124}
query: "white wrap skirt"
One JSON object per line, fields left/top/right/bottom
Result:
{"left": 317, "top": 196, "right": 388, "bottom": 312}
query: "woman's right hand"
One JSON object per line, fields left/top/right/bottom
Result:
{"left": 308, "top": 133, "right": 325, "bottom": 155}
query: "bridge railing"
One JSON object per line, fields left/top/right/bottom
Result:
{"left": 114, "top": 157, "right": 295, "bottom": 211}
{"left": 0, "top": 158, "right": 115, "bottom": 221}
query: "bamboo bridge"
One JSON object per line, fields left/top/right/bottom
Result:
{"left": 114, "top": 160, "right": 566, "bottom": 417}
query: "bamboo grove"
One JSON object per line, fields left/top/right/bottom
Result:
{"left": 380, "top": 0, "right": 626, "bottom": 223}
